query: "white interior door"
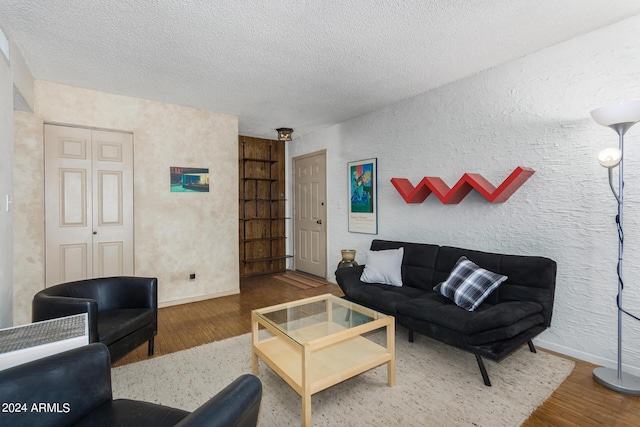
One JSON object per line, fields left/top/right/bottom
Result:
{"left": 45, "top": 124, "right": 134, "bottom": 286}
{"left": 293, "top": 151, "right": 327, "bottom": 277}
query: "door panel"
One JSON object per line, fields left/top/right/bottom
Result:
{"left": 97, "top": 171, "right": 123, "bottom": 225}
{"left": 97, "top": 241, "right": 124, "bottom": 277}
{"left": 45, "top": 124, "right": 133, "bottom": 286}
{"left": 60, "top": 169, "right": 87, "bottom": 226}
{"left": 59, "top": 244, "right": 88, "bottom": 283}
{"left": 92, "top": 129, "right": 134, "bottom": 278}
{"left": 293, "top": 151, "right": 326, "bottom": 277}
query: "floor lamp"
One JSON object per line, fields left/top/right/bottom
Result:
{"left": 591, "top": 99, "right": 640, "bottom": 396}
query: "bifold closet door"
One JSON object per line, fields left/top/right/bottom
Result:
{"left": 44, "top": 124, "right": 134, "bottom": 286}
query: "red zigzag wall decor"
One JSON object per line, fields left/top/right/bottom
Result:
{"left": 390, "top": 166, "right": 535, "bottom": 204}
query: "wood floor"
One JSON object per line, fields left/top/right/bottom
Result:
{"left": 115, "top": 274, "right": 640, "bottom": 426}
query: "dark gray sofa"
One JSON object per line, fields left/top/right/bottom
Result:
{"left": 335, "top": 239, "right": 557, "bottom": 386}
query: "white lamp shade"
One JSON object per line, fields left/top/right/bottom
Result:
{"left": 598, "top": 147, "right": 622, "bottom": 168}
{"left": 591, "top": 100, "right": 640, "bottom": 127}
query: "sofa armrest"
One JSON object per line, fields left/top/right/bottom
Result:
{"left": 335, "top": 265, "right": 366, "bottom": 298}
{"left": 32, "top": 295, "right": 99, "bottom": 343}
{"left": 174, "top": 374, "right": 262, "bottom": 427}
{"left": 0, "top": 343, "right": 112, "bottom": 427}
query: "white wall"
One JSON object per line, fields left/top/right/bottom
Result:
{"left": 10, "top": 33, "right": 34, "bottom": 112}
{"left": 0, "top": 24, "right": 31, "bottom": 327}
{"left": 12, "top": 81, "right": 239, "bottom": 325}
{"left": 0, "top": 25, "right": 13, "bottom": 328}
{"left": 289, "top": 15, "right": 640, "bottom": 374}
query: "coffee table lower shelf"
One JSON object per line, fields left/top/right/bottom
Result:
{"left": 253, "top": 332, "right": 392, "bottom": 395}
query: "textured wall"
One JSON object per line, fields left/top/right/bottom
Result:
{"left": 0, "top": 33, "right": 13, "bottom": 328}
{"left": 10, "top": 36, "right": 34, "bottom": 112}
{"left": 12, "top": 111, "right": 43, "bottom": 326}
{"left": 289, "top": 15, "right": 640, "bottom": 374}
{"left": 12, "top": 81, "right": 239, "bottom": 325}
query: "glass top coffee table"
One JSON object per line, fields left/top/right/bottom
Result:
{"left": 251, "top": 293, "right": 395, "bottom": 427}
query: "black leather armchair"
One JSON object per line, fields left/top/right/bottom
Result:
{"left": 0, "top": 343, "right": 262, "bottom": 427}
{"left": 32, "top": 276, "right": 158, "bottom": 363}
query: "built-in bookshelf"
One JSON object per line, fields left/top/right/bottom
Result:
{"left": 239, "top": 136, "right": 291, "bottom": 277}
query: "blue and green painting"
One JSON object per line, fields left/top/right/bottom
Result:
{"left": 350, "top": 162, "right": 374, "bottom": 213}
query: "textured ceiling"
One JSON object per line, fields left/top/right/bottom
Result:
{"left": 2, "top": 1, "right": 640, "bottom": 139}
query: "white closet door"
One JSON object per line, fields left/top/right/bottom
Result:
{"left": 45, "top": 124, "right": 134, "bottom": 286}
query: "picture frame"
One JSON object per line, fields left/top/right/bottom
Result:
{"left": 170, "top": 167, "right": 210, "bottom": 192}
{"left": 348, "top": 158, "right": 378, "bottom": 234}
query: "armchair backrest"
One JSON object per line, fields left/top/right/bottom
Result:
{"left": 0, "top": 343, "right": 112, "bottom": 427}
{"left": 36, "top": 276, "right": 157, "bottom": 312}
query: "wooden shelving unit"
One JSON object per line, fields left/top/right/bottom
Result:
{"left": 239, "top": 136, "right": 291, "bottom": 277}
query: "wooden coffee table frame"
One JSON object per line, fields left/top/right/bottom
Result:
{"left": 251, "top": 294, "right": 395, "bottom": 427}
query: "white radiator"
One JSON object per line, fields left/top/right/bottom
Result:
{"left": 0, "top": 313, "right": 89, "bottom": 370}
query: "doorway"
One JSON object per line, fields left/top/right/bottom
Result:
{"left": 292, "top": 150, "right": 327, "bottom": 277}
{"left": 44, "top": 124, "right": 134, "bottom": 286}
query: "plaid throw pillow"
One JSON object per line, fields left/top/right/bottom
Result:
{"left": 433, "top": 256, "right": 507, "bottom": 311}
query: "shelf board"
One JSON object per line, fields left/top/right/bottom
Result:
{"left": 241, "top": 177, "right": 278, "bottom": 182}
{"left": 240, "top": 157, "right": 278, "bottom": 164}
{"left": 240, "top": 217, "right": 291, "bottom": 221}
{"left": 241, "top": 237, "right": 287, "bottom": 242}
{"left": 239, "top": 198, "right": 287, "bottom": 202}
{"left": 243, "top": 255, "right": 293, "bottom": 263}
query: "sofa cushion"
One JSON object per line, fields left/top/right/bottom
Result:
{"left": 98, "top": 309, "right": 155, "bottom": 346}
{"left": 434, "top": 256, "right": 507, "bottom": 311}
{"left": 396, "top": 297, "right": 544, "bottom": 337}
{"left": 347, "top": 282, "right": 425, "bottom": 315}
{"left": 360, "top": 247, "right": 404, "bottom": 287}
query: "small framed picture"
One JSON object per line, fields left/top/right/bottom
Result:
{"left": 170, "top": 167, "right": 210, "bottom": 192}
{"left": 348, "top": 158, "right": 377, "bottom": 234}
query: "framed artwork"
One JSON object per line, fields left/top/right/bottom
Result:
{"left": 170, "top": 167, "right": 210, "bottom": 192}
{"left": 348, "top": 158, "right": 378, "bottom": 234}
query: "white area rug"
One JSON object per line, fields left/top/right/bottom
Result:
{"left": 112, "top": 330, "right": 574, "bottom": 427}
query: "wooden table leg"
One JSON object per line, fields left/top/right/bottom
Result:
{"left": 302, "top": 392, "right": 312, "bottom": 427}
{"left": 302, "top": 345, "right": 312, "bottom": 426}
{"left": 252, "top": 351, "right": 259, "bottom": 375}
{"left": 387, "top": 318, "right": 396, "bottom": 386}
{"left": 251, "top": 313, "right": 259, "bottom": 375}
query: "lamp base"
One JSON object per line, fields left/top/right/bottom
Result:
{"left": 593, "top": 367, "right": 640, "bottom": 396}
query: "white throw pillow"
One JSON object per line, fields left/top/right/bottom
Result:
{"left": 360, "top": 247, "right": 404, "bottom": 287}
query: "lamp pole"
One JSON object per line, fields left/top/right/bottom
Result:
{"left": 616, "top": 128, "right": 623, "bottom": 382}
{"left": 591, "top": 101, "right": 640, "bottom": 395}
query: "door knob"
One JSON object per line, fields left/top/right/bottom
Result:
{"left": 93, "top": 231, "right": 97, "bottom": 235}
{"left": 316, "top": 220, "right": 322, "bottom": 225}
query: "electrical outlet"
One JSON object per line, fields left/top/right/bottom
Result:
{"left": 189, "top": 273, "right": 196, "bottom": 280}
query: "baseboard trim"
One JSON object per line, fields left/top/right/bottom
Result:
{"left": 158, "top": 289, "right": 239, "bottom": 308}
{"left": 534, "top": 337, "right": 640, "bottom": 377}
